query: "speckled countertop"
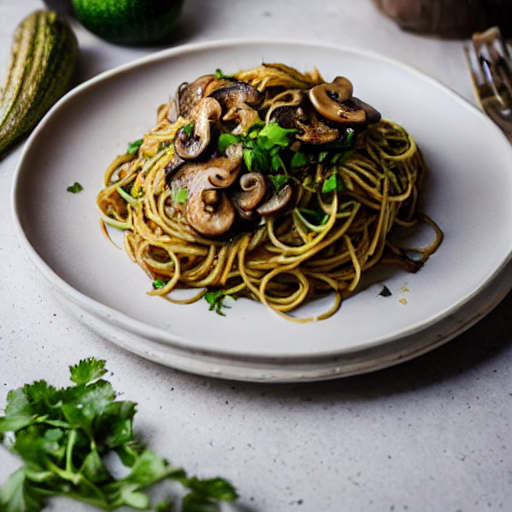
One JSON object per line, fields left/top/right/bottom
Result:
{"left": 1, "top": 1, "right": 511, "bottom": 511}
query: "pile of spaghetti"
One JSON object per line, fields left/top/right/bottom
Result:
{"left": 97, "top": 63, "right": 443, "bottom": 322}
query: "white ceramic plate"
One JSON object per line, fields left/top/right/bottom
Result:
{"left": 12, "top": 40, "right": 512, "bottom": 382}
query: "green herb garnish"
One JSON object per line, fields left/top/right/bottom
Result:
{"left": 182, "top": 122, "right": 195, "bottom": 138}
{"left": 379, "top": 285, "right": 392, "bottom": 297}
{"left": 152, "top": 278, "right": 166, "bottom": 289}
{"left": 218, "top": 133, "right": 239, "bottom": 154}
{"left": 321, "top": 173, "right": 344, "bottom": 194}
{"left": 67, "top": 182, "right": 83, "bottom": 193}
{"left": 256, "top": 122, "right": 296, "bottom": 150}
{"left": 299, "top": 207, "right": 329, "bottom": 226}
{"left": 126, "top": 139, "right": 143, "bottom": 155}
{"left": 0, "top": 358, "right": 238, "bottom": 512}
{"left": 214, "top": 68, "right": 235, "bottom": 80}
{"left": 290, "top": 151, "right": 309, "bottom": 168}
{"left": 204, "top": 290, "right": 236, "bottom": 316}
{"left": 219, "top": 121, "right": 297, "bottom": 174}
{"left": 171, "top": 187, "right": 188, "bottom": 204}
{"left": 269, "top": 174, "right": 290, "bottom": 192}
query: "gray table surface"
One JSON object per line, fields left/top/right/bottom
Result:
{"left": 1, "top": 1, "right": 511, "bottom": 511}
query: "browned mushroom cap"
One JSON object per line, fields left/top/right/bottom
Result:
{"left": 171, "top": 144, "right": 243, "bottom": 237}
{"left": 209, "top": 82, "right": 264, "bottom": 133}
{"left": 209, "top": 81, "right": 264, "bottom": 113}
{"left": 174, "top": 97, "right": 222, "bottom": 160}
{"left": 177, "top": 75, "right": 216, "bottom": 118}
{"left": 257, "top": 184, "right": 293, "bottom": 216}
{"left": 270, "top": 104, "right": 340, "bottom": 145}
{"left": 231, "top": 172, "right": 268, "bottom": 214}
{"left": 309, "top": 76, "right": 366, "bottom": 124}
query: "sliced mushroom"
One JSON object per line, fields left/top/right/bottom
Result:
{"left": 264, "top": 89, "right": 305, "bottom": 124}
{"left": 309, "top": 76, "right": 367, "bottom": 124}
{"left": 209, "top": 81, "right": 264, "bottom": 133}
{"left": 257, "top": 184, "right": 293, "bottom": 216}
{"left": 177, "top": 75, "right": 216, "bottom": 118}
{"left": 188, "top": 189, "right": 236, "bottom": 236}
{"left": 295, "top": 109, "right": 340, "bottom": 145}
{"left": 174, "top": 97, "right": 222, "bottom": 160}
{"left": 171, "top": 143, "right": 243, "bottom": 237}
{"left": 350, "top": 97, "right": 382, "bottom": 124}
{"left": 209, "top": 81, "right": 264, "bottom": 113}
{"left": 164, "top": 152, "right": 185, "bottom": 181}
{"left": 231, "top": 172, "right": 268, "bottom": 214}
{"left": 270, "top": 104, "right": 340, "bottom": 145}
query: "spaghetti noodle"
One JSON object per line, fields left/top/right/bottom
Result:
{"left": 97, "top": 63, "right": 442, "bottom": 322}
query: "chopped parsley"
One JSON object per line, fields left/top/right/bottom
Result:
{"left": 171, "top": 187, "right": 188, "bottom": 204}
{"left": 269, "top": 174, "right": 290, "bottom": 192}
{"left": 321, "top": 173, "right": 344, "bottom": 194}
{"left": 290, "top": 151, "right": 309, "bottom": 168}
{"left": 126, "top": 139, "right": 143, "bottom": 155}
{"left": 214, "top": 68, "right": 235, "bottom": 80}
{"left": 299, "top": 207, "right": 329, "bottom": 226}
{"left": 66, "top": 182, "right": 83, "bottom": 193}
{"left": 182, "top": 122, "right": 195, "bottom": 137}
{"left": 204, "top": 290, "right": 236, "bottom": 316}
{"left": 218, "top": 122, "right": 297, "bottom": 174}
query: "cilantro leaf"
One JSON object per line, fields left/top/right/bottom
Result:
{"left": 299, "top": 207, "right": 329, "bottom": 226}
{"left": 214, "top": 68, "right": 235, "bottom": 79}
{"left": 171, "top": 187, "right": 188, "bottom": 204}
{"left": 127, "top": 139, "right": 143, "bottom": 155}
{"left": 69, "top": 358, "right": 107, "bottom": 386}
{"left": 66, "top": 182, "right": 83, "bottom": 193}
{"left": 256, "top": 122, "right": 296, "bottom": 150}
{"left": 0, "top": 469, "right": 46, "bottom": 512}
{"left": 218, "top": 133, "right": 239, "bottom": 154}
{"left": 204, "top": 291, "right": 236, "bottom": 316}
{"left": 153, "top": 279, "right": 166, "bottom": 289}
{"left": 290, "top": 151, "right": 309, "bottom": 168}
{"left": 269, "top": 174, "right": 289, "bottom": 192}
{"left": 321, "top": 173, "right": 344, "bottom": 194}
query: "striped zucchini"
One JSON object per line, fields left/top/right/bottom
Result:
{"left": 0, "top": 10, "right": 78, "bottom": 160}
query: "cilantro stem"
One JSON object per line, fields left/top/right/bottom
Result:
{"left": 47, "top": 458, "right": 107, "bottom": 502}
{"left": 65, "top": 429, "right": 77, "bottom": 474}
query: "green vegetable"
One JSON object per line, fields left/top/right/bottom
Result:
{"left": 214, "top": 69, "right": 235, "bottom": 80}
{"left": 0, "top": 10, "right": 78, "bottom": 161}
{"left": 269, "top": 174, "right": 290, "bottom": 192}
{"left": 299, "top": 207, "right": 329, "bottom": 227}
{"left": 67, "top": 182, "right": 83, "bottom": 193}
{"left": 220, "top": 122, "right": 297, "bottom": 174}
{"left": 0, "top": 358, "right": 238, "bottom": 512}
{"left": 204, "top": 291, "right": 236, "bottom": 316}
{"left": 152, "top": 279, "right": 166, "bottom": 289}
{"left": 182, "top": 122, "right": 195, "bottom": 137}
{"left": 171, "top": 187, "right": 188, "bottom": 204}
{"left": 126, "top": 139, "right": 143, "bottom": 155}
{"left": 290, "top": 151, "right": 309, "bottom": 168}
{"left": 71, "top": 0, "right": 185, "bottom": 44}
{"left": 321, "top": 174, "right": 344, "bottom": 194}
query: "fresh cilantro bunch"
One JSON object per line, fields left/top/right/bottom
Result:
{"left": 0, "top": 358, "right": 237, "bottom": 512}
